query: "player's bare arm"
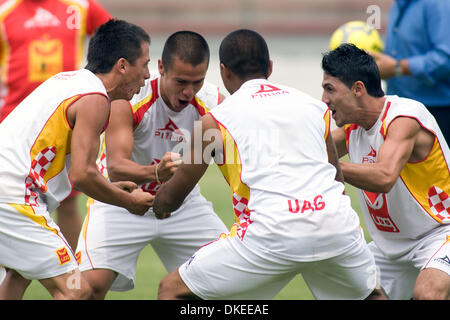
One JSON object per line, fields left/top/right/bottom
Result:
{"left": 326, "top": 131, "right": 345, "bottom": 184}
{"left": 331, "top": 127, "right": 348, "bottom": 158}
{"left": 111, "top": 181, "right": 139, "bottom": 192}
{"left": 340, "top": 117, "right": 431, "bottom": 193}
{"left": 67, "top": 94, "right": 153, "bottom": 215}
{"left": 369, "top": 51, "right": 411, "bottom": 79}
{"left": 153, "top": 113, "right": 218, "bottom": 218}
{"left": 106, "top": 99, "right": 182, "bottom": 185}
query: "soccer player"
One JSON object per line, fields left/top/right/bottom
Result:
{"left": 0, "top": 19, "right": 154, "bottom": 300}
{"left": 153, "top": 29, "right": 385, "bottom": 300}
{"left": 0, "top": 0, "right": 112, "bottom": 251}
{"left": 323, "top": 44, "right": 450, "bottom": 300}
{"left": 76, "top": 31, "right": 228, "bottom": 299}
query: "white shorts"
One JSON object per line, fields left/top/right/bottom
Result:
{"left": 76, "top": 195, "right": 228, "bottom": 291}
{"left": 179, "top": 227, "right": 378, "bottom": 300}
{"left": 369, "top": 226, "right": 450, "bottom": 300}
{"left": 0, "top": 203, "right": 78, "bottom": 280}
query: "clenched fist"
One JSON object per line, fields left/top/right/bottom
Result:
{"left": 155, "top": 152, "right": 183, "bottom": 183}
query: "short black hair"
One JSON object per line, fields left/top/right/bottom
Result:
{"left": 219, "top": 29, "right": 270, "bottom": 80}
{"left": 86, "top": 19, "right": 150, "bottom": 74}
{"left": 161, "top": 31, "right": 210, "bottom": 70}
{"left": 321, "top": 43, "right": 384, "bottom": 97}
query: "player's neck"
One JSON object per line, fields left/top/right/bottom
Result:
{"left": 232, "top": 76, "right": 267, "bottom": 94}
{"left": 360, "top": 96, "right": 386, "bottom": 130}
{"left": 95, "top": 72, "right": 122, "bottom": 101}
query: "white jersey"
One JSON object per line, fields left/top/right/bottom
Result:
{"left": 345, "top": 95, "right": 450, "bottom": 258}
{"left": 0, "top": 69, "right": 108, "bottom": 212}
{"left": 97, "top": 73, "right": 221, "bottom": 211}
{"left": 209, "top": 79, "right": 361, "bottom": 261}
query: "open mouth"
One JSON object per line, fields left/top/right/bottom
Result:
{"left": 178, "top": 99, "right": 190, "bottom": 108}
{"left": 329, "top": 106, "right": 336, "bottom": 118}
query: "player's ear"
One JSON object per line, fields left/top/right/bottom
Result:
{"left": 352, "top": 80, "right": 365, "bottom": 97}
{"left": 116, "top": 58, "right": 128, "bottom": 74}
{"left": 220, "top": 63, "right": 230, "bottom": 79}
{"left": 158, "top": 59, "right": 165, "bottom": 76}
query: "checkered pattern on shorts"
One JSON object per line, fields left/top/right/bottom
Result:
{"left": 25, "top": 147, "right": 57, "bottom": 205}
{"left": 232, "top": 192, "right": 253, "bottom": 239}
{"left": 233, "top": 193, "right": 250, "bottom": 221}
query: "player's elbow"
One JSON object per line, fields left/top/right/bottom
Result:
{"left": 377, "top": 172, "right": 397, "bottom": 193}
{"left": 70, "top": 167, "right": 97, "bottom": 191}
{"left": 152, "top": 198, "right": 173, "bottom": 218}
{"left": 105, "top": 160, "right": 124, "bottom": 182}
{"left": 107, "top": 165, "right": 121, "bottom": 182}
{"left": 378, "top": 182, "right": 394, "bottom": 194}
{"left": 155, "top": 196, "right": 180, "bottom": 214}
{"left": 153, "top": 188, "right": 183, "bottom": 216}
{"left": 359, "top": 167, "right": 398, "bottom": 194}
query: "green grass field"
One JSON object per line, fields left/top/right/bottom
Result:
{"left": 23, "top": 163, "right": 369, "bottom": 300}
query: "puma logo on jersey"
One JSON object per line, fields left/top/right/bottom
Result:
{"left": 155, "top": 119, "right": 186, "bottom": 142}
{"left": 251, "top": 84, "right": 289, "bottom": 99}
{"left": 362, "top": 146, "right": 377, "bottom": 163}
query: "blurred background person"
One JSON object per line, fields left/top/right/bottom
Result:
{"left": 371, "top": 0, "right": 450, "bottom": 144}
{"left": 0, "top": 0, "right": 111, "bottom": 250}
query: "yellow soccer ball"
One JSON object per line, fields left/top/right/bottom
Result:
{"left": 329, "top": 20, "right": 383, "bottom": 53}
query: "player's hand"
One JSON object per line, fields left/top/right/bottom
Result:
{"left": 156, "top": 152, "right": 183, "bottom": 183}
{"left": 113, "top": 180, "right": 138, "bottom": 193}
{"left": 127, "top": 188, "right": 154, "bottom": 216}
{"left": 368, "top": 51, "right": 397, "bottom": 79}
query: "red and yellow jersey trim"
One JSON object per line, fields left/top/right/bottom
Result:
{"left": 132, "top": 78, "right": 159, "bottom": 129}
{"left": 323, "top": 109, "right": 331, "bottom": 141}
{"left": 29, "top": 95, "right": 78, "bottom": 181}
{"left": 24, "top": 93, "right": 98, "bottom": 205}
{"left": 344, "top": 123, "right": 359, "bottom": 152}
{"left": 211, "top": 115, "right": 251, "bottom": 224}
{"left": 191, "top": 95, "right": 209, "bottom": 116}
{"left": 400, "top": 136, "right": 450, "bottom": 224}
{"left": 379, "top": 101, "right": 391, "bottom": 139}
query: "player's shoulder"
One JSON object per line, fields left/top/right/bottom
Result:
{"left": 50, "top": 69, "right": 104, "bottom": 90}
{"left": 388, "top": 95, "right": 422, "bottom": 106}
{"left": 195, "top": 81, "right": 221, "bottom": 109}
{"left": 130, "top": 71, "right": 160, "bottom": 106}
{"left": 285, "top": 84, "right": 329, "bottom": 112}
{"left": 386, "top": 95, "right": 427, "bottom": 117}
{"left": 386, "top": 95, "right": 437, "bottom": 131}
